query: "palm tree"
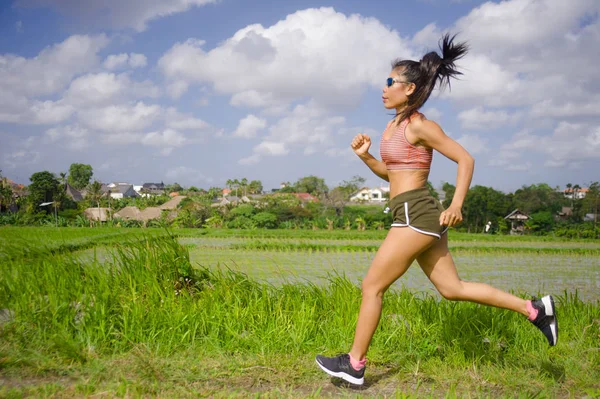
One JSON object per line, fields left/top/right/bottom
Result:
{"left": 86, "top": 180, "right": 104, "bottom": 224}
{"left": 59, "top": 172, "right": 67, "bottom": 188}
{"left": 241, "top": 178, "right": 248, "bottom": 197}
{"left": 566, "top": 183, "right": 573, "bottom": 206}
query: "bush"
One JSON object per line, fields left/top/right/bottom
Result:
{"left": 252, "top": 212, "right": 278, "bottom": 229}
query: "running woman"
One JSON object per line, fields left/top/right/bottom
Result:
{"left": 316, "top": 34, "right": 557, "bottom": 386}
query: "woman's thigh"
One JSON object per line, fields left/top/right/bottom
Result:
{"left": 362, "top": 227, "right": 437, "bottom": 294}
{"left": 416, "top": 233, "right": 462, "bottom": 295}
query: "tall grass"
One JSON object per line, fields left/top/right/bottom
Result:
{"left": 1, "top": 233, "right": 599, "bottom": 396}
{"left": 229, "top": 240, "right": 600, "bottom": 255}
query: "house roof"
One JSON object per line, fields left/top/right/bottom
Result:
{"left": 113, "top": 206, "right": 141, "bottom": 220}
{"left": 142, "top": 182, "right": 165, "bottom": 189}
{"left": 504, "top": 209, "right": 530, "bottom": 220}
{"left": 65, "top": 183, "right": 84, "bottom": 202}
{"left": 159, "top": 195, "right": 187, "bottom": 210}
{"left": 293, "top": 193, "right": 318, "bottom": 202}
{"left": 564, "top": 187, "right": 589, "bottom": 193}
{"left": 138, "top": 207, "right": 162, "bottom": 221}
{"left": 83, "top": 207, "right": 110, "bottom": 222}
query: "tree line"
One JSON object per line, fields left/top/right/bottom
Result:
{"left": 1, "top": 166, "right": 598, "bottom": 237}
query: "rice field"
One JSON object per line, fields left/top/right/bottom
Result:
{"left": 1, "top": 226, "right": 599, "bottom": 398}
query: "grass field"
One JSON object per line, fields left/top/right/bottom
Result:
{"left": 1, "top": 226, "right": 599, "bottom": 398}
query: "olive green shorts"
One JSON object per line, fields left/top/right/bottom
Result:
{"left": 388, "top": 187, "right": 449, "bottom": 239}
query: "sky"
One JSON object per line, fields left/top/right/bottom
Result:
{"left": 1, "top": 0, "right": 599, "bottom": 193}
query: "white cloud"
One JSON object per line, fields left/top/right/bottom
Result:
{"left": 65, "top": 72, "right": 159, "bottom": 106}
{"left": 159, "top": 8, "right": 415, "bottom": 109}
{"left": 16, "top": 21, "right": 23, "bottom": 33}
{"left": 454, "top": 0, "right": 596, "bottom": 52}
{"left": 230, "top": 91, "right": 278, "bottom": 108}
{"left": 128, "top": 53, "right": 148, "bottom": 68}
{"left": 0, "top": 95, "right": 74, "bottom": 125}
{"left": 166, "top": 80, "right": 190, "bottom": 99}
{"left": 422, "top": 107, "right": 443, "bottom": 122}
{"left": 165, "top": 166, "right": 213, "bottom": 183}
{"left": 44, "top": 125, "right": 90, "bottom": 150}
{"left": 254, "top": 141, "right": 288, "bottom": 156}
{"left": 239, "top": 154, "right": 261, "bottom": 165}
{"left": 164, "top": 107, "right": 208, "bottom": 130}
{"left": 141, "top": 129, "right": 187, "bottom": 147}
{"left": 237, "top": 101, "right": 348, "bottom": 163}
{"left": 233, "top": 114, "right": 267, "bottom": 138}
{"left": 78, "top": 102, "right": 161, "bottom": 132}
{"left": 16, "top": 0, "right": 219, "bottom": 32}
{"left": 4, "top": 150, "right": 41, "bottom": 169}
{"left": 456, "top": 134, "right": 488, "bottom": 154}
{"left": 458, "top": 107, "right": 522, "bottom": 130}
{"left": 0, "top": 34, "right": 109, "bottom": 98}
{"left": 101, "top": 132, "right": 144, "bottom": 145}
{"left": 103, "top": 53, "right": 148, "bottom": 70}
{"left": 414, "top": 0, "right": 600, "bottom": 117}
{"left": 491, "top": 122, "right": 600, "bottom": 170}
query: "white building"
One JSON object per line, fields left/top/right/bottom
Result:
{"left": 350, "top": 187, "right": 389, "bottom": 203}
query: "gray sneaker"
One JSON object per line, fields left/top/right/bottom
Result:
{"left": 315, "top": 353, "right": 365, "bottom": 385}
{"left": 529, "top": 295, "right": 558, "bottom": 346}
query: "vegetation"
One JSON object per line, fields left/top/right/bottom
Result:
{"left": 0, "top": 228, "right": 598, "bottom": 397}
{"left": 1, "top": 166, "right": 599, "bottom": 239}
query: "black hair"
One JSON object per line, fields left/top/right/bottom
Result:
{"left": 391, "top": 33, "right": 468, "bottom": 124}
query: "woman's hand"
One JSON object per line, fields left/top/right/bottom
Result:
{"left": 351, "top": 134, "right": 371, "bottom": 156}
{"left": 440, "top": 205, "right": 463, "bottom": 227}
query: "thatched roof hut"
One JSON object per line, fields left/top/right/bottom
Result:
{"left": 504, "top": 209, "right": 530, "bottom": 235}
{"left": 139, "top": 207, "right": 162, "bottom": 221}
{"left": 113, "top": 206, "right": 141, "bottom": 220}
{"left": 84, "top": 207, "right": 110, "bottom": 222}
{"left": 159, "top": 195, "right": 187, "bottom": 210}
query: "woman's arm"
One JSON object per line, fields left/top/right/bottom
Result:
{"left": 351, "top": 133, "right": 389, "bottom": 182}
{"left": 412, "top": 119, "right": 474, "bottom": 226}
{"left": 357, "top": 152, "right": 389, "bottom": 182}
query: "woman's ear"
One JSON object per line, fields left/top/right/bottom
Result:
{"left": 405, "top": 82, "right": 416, "bottom": 96}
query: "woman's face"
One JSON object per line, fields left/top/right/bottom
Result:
{"left": 382, "top": 70, "right": 415, "bottom": 110}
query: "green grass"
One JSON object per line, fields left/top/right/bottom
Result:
{"left": 1, "top": 229, "right": 599, "bottom": 397}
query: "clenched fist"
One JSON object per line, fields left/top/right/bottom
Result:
{"left": 351, "top": 134, "right": 371, "bottom": 156}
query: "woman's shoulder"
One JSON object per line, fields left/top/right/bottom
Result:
{"left": 408, "top": 112, "right": 443, "bottom": 136}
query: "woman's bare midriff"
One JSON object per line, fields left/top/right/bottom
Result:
{"left": 388, "top": 169, "right": 430, "bottom": 198}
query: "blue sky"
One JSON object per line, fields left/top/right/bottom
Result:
{"left": 1, "top": 0, "right": 599, "bottom": 193}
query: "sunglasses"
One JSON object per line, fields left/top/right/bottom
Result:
{"left": 386, "top": 77, "right": 412, "bottom": 87}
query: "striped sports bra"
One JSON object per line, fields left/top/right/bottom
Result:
{"left": 380, "top": 114, "right": 433, "bottom": 170}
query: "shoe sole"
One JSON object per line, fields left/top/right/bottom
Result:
{"left": 315, "top": 360, "right": 364, "bottom": 385}
{"left": 542, "top": 295, "right": 558, "bottom": 346}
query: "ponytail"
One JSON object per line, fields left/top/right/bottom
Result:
{"left": 392, "top": 33, "right": 468, "bottom": 125}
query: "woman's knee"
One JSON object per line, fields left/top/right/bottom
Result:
{"left": 361, "top": 278, "right": 387, "bottom": 299}
{"left": 437, "top": 282, "right": 465, "bottom": 301}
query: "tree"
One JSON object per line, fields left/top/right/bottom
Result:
{"left": 441, "top": 182, "right": 456, "bottom": 209}
{"left": 513, "top": 183, "right": 562, "bottom": 215}
{"left": 86, "top": 180, "right": 104, "bottom": 209}
{"left": 294, "top": 175, "right": 329, "bottom": 196}
{"left": 582, "top": 182, "right": 600, "bottom": 226}
{"left": 28, "top": 171, "right": 60, "bottom": 210}
{"left": 68, "top": 163, "right": 93, "bottom": 190}
{"left": 427, "top": 181, "right": 439, "bottom": 200}
{"left": 324, "top": 175, "right": 365, "bottom": 216}
{"left": 59, "top": 172, "right": 67, "bottom": 188}
{"left": 248, "top": 180, "right": 263, "bottom": 194}
{"left": 169, "top": 182, "right": 183, "bottom": 193}
{"left": 462, "top": 185, "right": 512, "bottom": 233}
{"left": 240, "top": 177, "right": 248, "bottom": 196}
{"left": 0, "top": 170, "right": 14, "bottom": 212}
